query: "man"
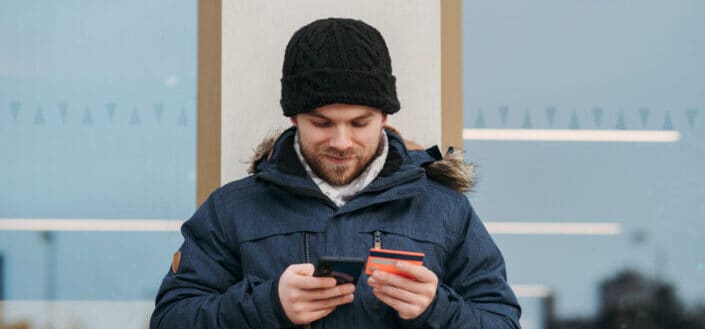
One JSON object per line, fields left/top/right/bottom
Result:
{"left": 151, "top": 18, "right": 521, "bottom": 328}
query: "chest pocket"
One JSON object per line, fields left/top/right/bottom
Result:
{"left": 355, "top": 220, "right": 448, "bottom": 323}
{"left": 236, "top": 218, "right": 325, "bottom": 280}
{"left": 360, "top": 221, "right": 448, "bottom": 278}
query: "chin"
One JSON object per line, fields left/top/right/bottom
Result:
{"left": 322, "top": 173, "right": 354, "bottom": 186}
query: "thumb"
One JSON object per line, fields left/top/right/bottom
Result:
{"left": 288, "top": 263, "right": 315, "bottom": 276}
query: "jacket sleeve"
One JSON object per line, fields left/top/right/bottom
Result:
{"left": 399, "top": 203, "right": 522, "bottom": 329}
{"left": 149, "top": 190, "right": 295, "bottom": 329}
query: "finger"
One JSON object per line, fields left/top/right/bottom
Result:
{"left": 305, "top": 293, "right": 355, "bottom": 311}
{"left": 372, "top": 288, "right": 419, "bottom": 316}
{"left": 394, "top": 262, "right": 437, "bottom": 284}
{"left": 299, "top": 307, "right": 337, "bottom": 324}
{"left": 308, "top": 283, "right": 355, "bottom": 300}
{"left": 373, "top": 283, "right": 423, "bottom": 305}
{"left": 372, "top": 270, "right": 425, "bottom": 293}
{"left": 373, "top": 287, "right": 406, "bottom": 309}
{"left": 291, "top": 275, "right": 338, "bottom": 289}
{"left": 288, "top": 263, "right": 315, "bottom": 276}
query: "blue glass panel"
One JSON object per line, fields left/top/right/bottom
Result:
{"left": 463, "top": 0, "right": 705, "bottom": 326}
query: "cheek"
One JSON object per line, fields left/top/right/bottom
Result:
{"left": 299, "top": 130, "right": 328, "bottom": 148}
{"left": 364, "top": 137, "right": 379, "bottom": 150}
{"left": 357, "top": 129, "right": 382, "bottom": 149}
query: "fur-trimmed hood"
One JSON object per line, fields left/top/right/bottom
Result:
{"left": 247, "top": 126, "right": 475, "bottom": 193}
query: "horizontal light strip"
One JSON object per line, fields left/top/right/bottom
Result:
{"left": 0, "top": 219, "right": 620, "bottom": 235}
{"left": 511, "top": 284, "right": 551, "bottom": 298}
{"left": 485, "top": 221, "right": 622, "bottom": 235}
{"left": 463, "top": 128, "right": 681, "bottom": 142}
{"left": 1, "top": 300, "right": 153, "bottom": 304}
{"left": 0, "top": 219, "right": 183, "bottom": 231}
{"left": 0, "top": 286, "right": 551, "bottom": 302}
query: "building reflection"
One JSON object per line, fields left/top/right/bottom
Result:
{"left": 547, "top": 269, "right": 705, "bottom": 329}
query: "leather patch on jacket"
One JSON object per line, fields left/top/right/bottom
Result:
{"left": 171, "top": 251, "right": 181, "bottom": 273}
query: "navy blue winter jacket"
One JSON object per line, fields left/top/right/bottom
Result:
{"left": 150, "top": 127, "right": 521, "bottom": 328}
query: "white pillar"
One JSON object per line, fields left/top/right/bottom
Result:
{"left": 220, "top": 1, "right": 442, "bottom": 183}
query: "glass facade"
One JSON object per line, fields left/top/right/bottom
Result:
{"left": 2, "top": 1, "right": 703, "bottom": 328}
{"left": 462, "top": 1, "right": 705, "bottom": 328}
{"left": 0, "top": 1, "right": 196, "bottom": 328}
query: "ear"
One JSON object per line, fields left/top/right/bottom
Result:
{"left": 290, "top": 116, "right": 298, "bottom": 126}
{"left": 381, "top": 114, "right": 388, "bottom": 125}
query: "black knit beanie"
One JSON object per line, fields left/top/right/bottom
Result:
{"left": 280, "top": 18, "right": 400, "bottom": 117}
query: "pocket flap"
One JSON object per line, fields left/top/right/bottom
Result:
{"left": 235, "top": 216, "right": 326, "bottom": 243}
{"left": 362, "top": 221, "right": 446, "bottom": 248}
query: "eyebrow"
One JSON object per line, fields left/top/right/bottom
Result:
{"left": 308, "top": 112, "right": 375, "bottom": 121}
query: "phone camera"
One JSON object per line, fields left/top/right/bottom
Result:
{"left": 320, "top": 264, "right": 332, "bottom": 274}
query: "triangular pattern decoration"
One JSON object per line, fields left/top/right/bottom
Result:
{"left": 474, "top": 110, "right": 485, "bottom": 128}
{"left": 34, "top": 106, "right": 45, "bottom": 125}
{"left": 178, "top": 107, "right": 188, "bottom": 126}
{"left": 569, "top": 110, "right": 580, "bottom": 129}
{"left": 545, "top": 106, "right": 556, "bottom": 127}
{"left": 106, "top": 102, "right": 116, "bottom": 122}
{"left": 592, "top": 107, "right": 603, "bottom": 127}
{"left": 82, "top": 107, "right": 93, "bottom": 126}
{"left": 130, "top": 106, "right": 141, "bottom": 126}
{"left": 616, "top": 112, "right": 626, "bottom": 129}
{"left": 154, "top": 103, "right": 164, "bottom": 122}
{"left": 58, "top": 102, "right": 68, "bottom": 123}
{"left": 686, "top": 108, "right": 697, "bottom": 129}
{"left": 10, "top": 102, "right": 20, "bottom": 121}
{"left": 522, "top": 110, "right": 532, "bottom": 128}
{"left": 663, "top": 112, "right": 673, "bottom": 130}
{"left": 639, "top": 108, "right": 650, "bottom": 128}
{"left": 498, "top": 106, "right": 509, "bottom": 127}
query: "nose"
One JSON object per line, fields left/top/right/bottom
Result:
{"left": 329, "top": 126, "right": 353, "bottom": 150}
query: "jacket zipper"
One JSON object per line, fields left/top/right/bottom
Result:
{"left": 374, "top": 230, "right": 382, "bottom": 249}
{"left": 303, "top": 232, "right": 311, "bottom": 263}
{"left": 303, "top": 233, "right": 312, "bottom": 329}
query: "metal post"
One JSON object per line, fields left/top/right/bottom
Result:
{"left": 40, "top": 231, "right": 56, "bottom": 329}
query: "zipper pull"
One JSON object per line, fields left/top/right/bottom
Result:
{"left": 374, "top": 230, "right": 382, "bottom": 249}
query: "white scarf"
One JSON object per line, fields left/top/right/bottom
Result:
{"left": 294, "top": 130, "right": 389, "bottom": 208}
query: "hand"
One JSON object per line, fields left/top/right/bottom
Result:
{"left": 367, "top": 262, "right": 438, "bottom": 320}
{"left": 278, "top": 263, "right": 356, "bottom": 325}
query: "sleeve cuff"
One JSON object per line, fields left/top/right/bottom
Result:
{"left": 397, "top": 284, "right": 451, "bottom": 329}
{"left": 219, "top": 277, "right": 297, "bottom": 328}
{"left": 270, "top": 278, "right": 297, "bottom": 328}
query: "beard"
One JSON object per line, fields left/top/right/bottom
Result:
{"left": 300, "top": 140, "right": 380, "bottom": 186}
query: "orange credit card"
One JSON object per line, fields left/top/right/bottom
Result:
{"left": 365, "top": 248, "right": 425, "bottom": 280}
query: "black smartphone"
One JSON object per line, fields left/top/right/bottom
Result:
{"left": 313, "top": 256, "right": 366, "bottom": 284}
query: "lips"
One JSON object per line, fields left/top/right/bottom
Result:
{"left": 323, "top": 154, "right": 353, "bottom": 164}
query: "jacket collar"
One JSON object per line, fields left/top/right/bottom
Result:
{"left": 255, "top": 126, "right": 425, "bottom": 211}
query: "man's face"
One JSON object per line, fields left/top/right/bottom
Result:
{"left": 292, "top": 103, "right": 387, "bottom": 186}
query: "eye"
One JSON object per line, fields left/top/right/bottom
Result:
{"left": 352, "top": 121, "right": 369, "bottom": 128}
{"left": 312, "top": 120, "right": 332, "bottom": 128}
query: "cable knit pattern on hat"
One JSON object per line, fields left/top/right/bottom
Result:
{"left": 280, "top": 18, "right": 400, "bottom": 116}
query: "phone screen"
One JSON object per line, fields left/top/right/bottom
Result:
{"left": 313, "top": 256, "right": 365, "bottom": 284}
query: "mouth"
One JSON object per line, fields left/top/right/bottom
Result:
{"left": 322, "top": 154, "right": 354, "bottom": 165}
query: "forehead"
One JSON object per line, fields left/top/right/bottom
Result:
{"left": 302, "top": 103, "right": 383, "bottom": 120}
